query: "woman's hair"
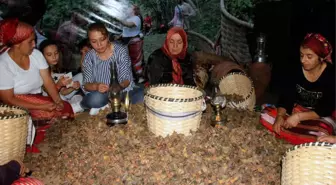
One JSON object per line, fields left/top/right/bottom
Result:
{"left": 132, "top": 5, "right": 143, "bottom": 30}
{"left": 78, "top": 38, "right": 91, "bottom": 50}
{"left": 87, "top": 22, "right": 108, "bottom": 38}
{"left": 38, "top": 39, "right": 63, "bottom": 72}
{"left": 133, "top": 5, "right": 140, "bottom": 16}
{"left": 39, "top": 39, "right": 57, "bottom": 53}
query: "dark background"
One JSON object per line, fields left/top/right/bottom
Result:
{"left": 252, "top": 0, "right": 335, "bottom": 93}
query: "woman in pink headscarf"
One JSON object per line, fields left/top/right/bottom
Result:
{"left": 0, "top": 18, "right": 74, "bottom": 121}
{"left": 260, "top": 33, "right": 335, "bottom": 144}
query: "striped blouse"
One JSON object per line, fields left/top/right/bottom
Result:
{"left": 82, "top": 42, "right": 134, "bottom": 92}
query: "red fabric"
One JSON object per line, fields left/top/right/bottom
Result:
{"left": 12, "top": 177, "right": 44, "bottom": 185}
{"left": 128, "top": 38, "right": 144, "bottom": 76}
{"left": 26, "top": 121, "right": 54, "bottom": 153}
{"left": 14, "top": 94, "right": 73, "bottom": 153}
{"left": 172, "top": 59, "right": 184, "bottom": 84}
{"left": 26, "top": 145, "right": 41, "bottom": 153}
{"left": 0, "top": 18, "right": 34, "bottom": 54}
{"left": 14, "top": 94, "right": 74, "bottom": 121}
{"left": 260, "top": 105, "right": 334, "bottom": 145}
{"left": 161, "top": 27, "right": 188, "bottom": 85}
{"left": 144, "top": 16, "right": 152, "bottom": 26}
{"left": 302, "top": 33, "right": 333, "bottom": 63}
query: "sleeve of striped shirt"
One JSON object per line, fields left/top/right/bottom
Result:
{"left": 117, "top": 45, "right": 134, "bottom": 92}
{"left": 82, "top": 51, "right": 94, "bottom": 84}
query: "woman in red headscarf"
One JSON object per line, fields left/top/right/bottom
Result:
{"left": 145, "top": 27, "right": 195, "bottom": 86}
{"left": 0, "top": 18, "right": 74, "bottom": 121}
{"left": 260, "top": 33, "right": 335, "bottom": 144}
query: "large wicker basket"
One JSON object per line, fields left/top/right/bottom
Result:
{"left": 0, "top": 104, "right": 29, "bottom": 165}
{"left": 282, "top": 142, "right": 336, "bottom": 185}
{"left": 220, "top": 0, "right": 253, "bottom": 64}
{"left": 218, "top": 72, "right": 256, "bottom": 111}
{"left": 187, "top": 30, "right": 215, "bottom": 54}
{"left": 144, "top": 84, "right": 205, "bottom": 137}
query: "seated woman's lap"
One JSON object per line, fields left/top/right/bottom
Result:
{"left": 80, "top": 91, "right": 109, "bottom": 109}
{"left": 121, "top": 86, "right": 144, "bottom": 104}
{"left": 260, "top": 104, "right": 335, "bottom": 144}
{"left": 81, "top": 86, "right": 144, "bottom": 109}
{"left": 15, "top": 94, "right": 74, "bottom": 120}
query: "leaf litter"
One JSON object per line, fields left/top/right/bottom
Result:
{"left": 25, "top": 104, "right": 292, "bottom": 184}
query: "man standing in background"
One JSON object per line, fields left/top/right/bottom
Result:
{"left": 143, "top": 14, "right": 152, "bottom": 35}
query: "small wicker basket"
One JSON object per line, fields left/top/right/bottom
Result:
{"left": 0, "top": 104, "right": 29, "bottom": 165}
{"left": 281, "top": 142, "right": 336, "bottom": 185}
{"left": 218, "top": 72, "right": 256, "bottom": 111}
{"left": 144, "top": 84, "right": 205, "bottom": 137}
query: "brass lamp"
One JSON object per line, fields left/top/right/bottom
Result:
{"left": 210, "top": 86, "right": 226, "bottom": 127}
{"left": 106, "top": 62, "right": 129, "bottom": 126}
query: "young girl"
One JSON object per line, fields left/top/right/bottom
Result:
{"left": 39, "top": 40, "right": 84, "bottom": 113}
{"left": 82, "top": 22, "right": 143, "bottom": 115}
{"left": 260, "top": 33, "right": 335, "bottom": 144}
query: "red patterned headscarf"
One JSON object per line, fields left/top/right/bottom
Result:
{"left": 301, "top": 33, "right": 333, "bottom": 63}
{"left": 0, "top": 18, "right": 34, "bottom": 54}
{"left": 161, "top": 27, "right": 188, "bottom": 84}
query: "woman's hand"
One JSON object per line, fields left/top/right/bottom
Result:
{"left": 284, "top": 113, "right": 300, "bottom": 129}
{"left": 273, "top": 115, "right": 285, "bottom": 134}
{"left": 98, "top": 84, "right": 109, "bottom": 93}
{"left": 14, "top": 160, "right": 30, "bottom": 177}
{"left": 39, "top": 102, "right": 57, "bottom": 111}
{"left": 57, "top": 76, "right": 71, "bottom": 87}
{"left": 54, "top": 99, "right": 64, "bottom": 111}
{"left": 317, "top": 135, "right": 336, "bottom": 143}
{"left": 72, "top": 81, "right": 80, "bottom": 90}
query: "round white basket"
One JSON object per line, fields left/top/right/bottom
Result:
{"left": 144, "top": 84, "right": 205, "bottom": 137}
{"left": 281, "top": 142, "right": 336, "bottom": 185}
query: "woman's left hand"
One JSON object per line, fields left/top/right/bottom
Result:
{"left": 72, "top": 81, "right": 80, "bottom": 90}
{"left": 55, "top": 100, "right": 64, "bottom": 111}
{"left": 284, "top": 113, "right": 300, "bottom": 128}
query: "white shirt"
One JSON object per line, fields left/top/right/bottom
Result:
{"left": 0, "top": 49, "right": 49, "bottom": 94}
{"left": 122, "top": 16, "right": 141, "bottom": 38}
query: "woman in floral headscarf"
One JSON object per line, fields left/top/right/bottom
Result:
{"left": 145, "top": 27, "right": 195, "bottom": 86}
{"left": 0, "top": 18, "right": 74, "bottom": 121}
{"left": 260, "top": 33, "right": 335, "bottom": 144}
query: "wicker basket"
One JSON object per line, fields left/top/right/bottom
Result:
{"left": 144, "top": 84, "right": 205, "bottom": 137}
{"left": 220, "top": 0, "right": 254, "bottom": 64}
{"left": 0, "top": 104, "right": 29, "bottom": 165}
{"left": 218, "top": 72, "right": 256, "bottom": 111}
{"left": 187, "top": 30, "right": 215, "bottom": 54}
{"left": 282, "top": 142, "right": 336, "bottom": 185}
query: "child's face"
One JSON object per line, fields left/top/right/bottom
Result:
{"left": 43, "top": 45, "right": 59, "bottom": 66}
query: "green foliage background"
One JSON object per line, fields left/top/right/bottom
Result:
{"left": 2, "top": 0, "right": 271, "bottom": 40}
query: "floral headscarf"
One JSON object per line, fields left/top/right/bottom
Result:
{"left": 0, "top": 18, "right": 34, "bottom": 54}
{"left": 301, "top": 33, "right": 333, "bottom": 63}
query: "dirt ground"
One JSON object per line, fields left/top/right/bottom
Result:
{"left": 24, "top": 103, "right": 291, "bottom": 185}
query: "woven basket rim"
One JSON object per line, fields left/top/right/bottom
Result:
{"left": 186, "top": 30, "right": 215, "bottom": 50}
{"left": 145, "top": 83, "right": 205, "bottom": 102}
{"left": 283, "top": 142, "right": 336, "bottom": 159}
{"left": 219, "top": 72, "right": 255, "bottom": 103}
{"left": 0, "top": 104, "right": 28, "bottom": 120}
{"left": 220, "top": 0, "right": 254, "bottom": 29}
